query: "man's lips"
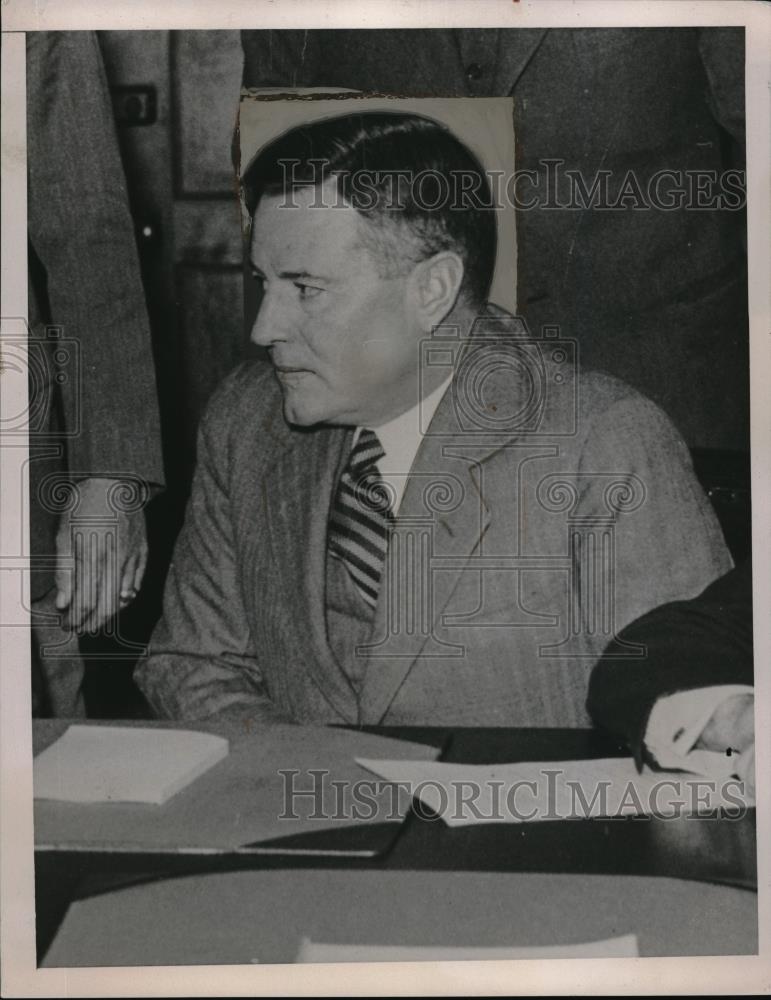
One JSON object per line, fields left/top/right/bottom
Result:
{"left": 273, "top": 365, "right": 313, "bottom": 385}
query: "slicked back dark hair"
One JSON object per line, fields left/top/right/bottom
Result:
{"left": 242, "top": 110, "right": 498, "bottom": 307}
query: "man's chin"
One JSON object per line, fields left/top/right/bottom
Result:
{"left": 281, "top": 392, "right": 325, "bottom": 428}
{"left": 278, "top": 381, "right": 356, "bottom": 428}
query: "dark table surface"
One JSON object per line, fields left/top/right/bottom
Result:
{"left": 34, "top": 722, "right": 757, "bottom": 964}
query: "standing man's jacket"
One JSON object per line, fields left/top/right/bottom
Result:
{"left": 26, "top": 31, "right": 165, "bottom": 600}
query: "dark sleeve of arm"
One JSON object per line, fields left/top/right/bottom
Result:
{"left": 587, "top": 561, "right": 754, "bottom": 758}
{"left": 134, "top": 372, "right": 283, "bottom": 722}
{"left": 26, "top": 31, "right": 164, "bottom": 486}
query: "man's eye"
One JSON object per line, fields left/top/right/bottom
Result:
{"left": 295, "top": 282, "right": 324, "bottom": 300}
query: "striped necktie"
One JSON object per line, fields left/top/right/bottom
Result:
{"left": 328, "top": 429, "right": 394, "bottom": 608}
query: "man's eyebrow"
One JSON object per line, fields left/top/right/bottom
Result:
{"left": 249, "top": 265, "right": 335, "bottom": 282}
{"left": 277, "top": 269, "right": 331, "bottom": 283}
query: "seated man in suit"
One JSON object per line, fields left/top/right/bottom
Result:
{"left": 587, "top": 562, "right": 754, "bottom": 794}
{"left": 136, "top": 111, "right": 731, "bottom": 728}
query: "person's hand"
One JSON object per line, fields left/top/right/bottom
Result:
{"left": 54, "top": 477, "right": 149, "bottom": 633}
{"left": 697, "top": 691, "right": 755, "bottom": 794}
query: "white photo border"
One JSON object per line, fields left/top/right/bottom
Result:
{"left": 2, "top": 1, "right": 770, "bottom": 995}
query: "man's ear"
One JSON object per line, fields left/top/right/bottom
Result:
{"left": 409, "top": 251, "right": 465, "bottom": 328}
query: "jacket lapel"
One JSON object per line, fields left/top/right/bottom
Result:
{"left": 263, "top": 422, "right": 359, "bottom": 721}
{"left": 358, "top": 369, "right": 508, "bottom": 724}
{"left": 358, "top": 315, "right": 538, "bottom": 724}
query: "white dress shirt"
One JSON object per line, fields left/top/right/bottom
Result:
{"left": 354, "top": 372, "right": 454, "bottom": 516}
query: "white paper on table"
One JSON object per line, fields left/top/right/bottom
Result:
{"left": 294, "top": 932, "right": 639, "bottom": 963}
{"left": 34, "top": 725, "right": 230, "bottom": 805}
{"left": 355, "top": 757, "right": 754, "bottom": 826}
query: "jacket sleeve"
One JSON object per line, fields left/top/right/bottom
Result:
{"left": 576, "top": 392, "right": 733, "bottom": 642}
{"left": 587, "top": 561, "right": 753, "bottom": 760}
{"left": 135, "top": 372, "right": 283, "bottom": 721}
{"left": 26, "top": 31, "right": 164, "bottom": 487}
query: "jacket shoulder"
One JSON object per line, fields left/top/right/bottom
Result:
{"left": 193, "top": 361, "right": 287, "bottom": 493}
{"left": 576, "top": 368, "right": 682, "bottom": 437}
{"left": 475, "top": 307, "right": 680, "bottom": 440}
{"left": 578, "top": 368, "right": 653, "bottom": 409}
{"left": 200, "top": 360, "right": 280, "bottom": 437}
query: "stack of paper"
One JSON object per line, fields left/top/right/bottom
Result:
{"left": 34, "top": 725, "right": 230, "bottom": 806}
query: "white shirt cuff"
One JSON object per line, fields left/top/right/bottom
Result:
{"left": 645, "top": 685, "right": 754, "bottom": 778}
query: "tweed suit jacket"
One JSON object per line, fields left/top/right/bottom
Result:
{"left": 137, "top": 308, "right": 731, "bottom": 727}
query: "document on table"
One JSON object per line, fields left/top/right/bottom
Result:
{"left": 34, "top": 725, "right": 230, "bottom": 805}
{"left": 355, "top": 756, "right": 754, "bottom": 826}
{"left": 294, "top": 933, "right": 640, "bottom": 963}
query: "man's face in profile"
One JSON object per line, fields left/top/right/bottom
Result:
{"left": 249, "top": 181, "right": 425, "bottom": 428}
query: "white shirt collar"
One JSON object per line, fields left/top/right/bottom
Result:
{"left": 353, "top": 372, "right": 454, "bottom": 515}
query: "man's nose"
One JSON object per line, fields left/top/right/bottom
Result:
{"left": 250, "top": 290, "right": 288, "bottom": 348}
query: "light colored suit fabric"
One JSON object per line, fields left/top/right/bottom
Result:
{"left": 137, "top": 309, "right": 731, "bottom": 727}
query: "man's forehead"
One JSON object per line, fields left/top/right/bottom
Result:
{"left": 250, "top": 186, "right": 364, "bottom": 268}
